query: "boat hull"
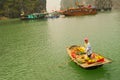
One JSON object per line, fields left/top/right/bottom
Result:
{"left": 66, "top": 45, "right": 112, "bottom": 69}
{"left": 62, "top": 8, "right": 97, "bottom": 16}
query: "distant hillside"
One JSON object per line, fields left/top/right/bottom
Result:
{"left": 60, "top": 0, "right": 94, "bottom": 10}
{"left": 0, "top": 0, "right": 46, "bottom": 18}
{"left": 112, "top": 0, "right": 120, "bottom": 9}
{"left": 60, "top": 0, "right": 77, "bottom": 10}
{"left": 60, "top": 0, "right": 120, "bottom": 10}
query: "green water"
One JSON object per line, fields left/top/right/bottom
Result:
{"left": 0, "top": 11, "right": 120, "bottom": 80}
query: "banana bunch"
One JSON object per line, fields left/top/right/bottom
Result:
{"left": 77, "top": 47, "right": 85, "bottom": 53}
{"left": 87, "top": 59, "right": 96, "bottom": 64}
{"left": 95, "top": 55, "right": 104, "bottom": 62}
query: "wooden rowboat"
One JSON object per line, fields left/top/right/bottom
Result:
{"left": 66, "top": 45, "right": 112, "bottom": 69}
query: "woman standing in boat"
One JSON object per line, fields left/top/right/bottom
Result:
{"left": 84, "top": 38, "right": 92, "bottom": 58}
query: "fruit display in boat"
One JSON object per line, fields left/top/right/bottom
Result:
{"left": 87, "top": 59, "right": 95, "bottom": 64}
{"left": 77, "top": 47, "right": 85, "bottom": 53}
{"left": 76, "top": 57, "right": 85, "bottom": 63}
{"left": 95, "top": 55, "right": 104, "bottom": 62}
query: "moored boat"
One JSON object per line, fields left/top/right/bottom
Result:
{"left": 66, "top": 45, "right": 112, "bottom": 69}
{"left": 20, "top": 13, "right": 48, "bottom": 20}
{"left": 46, "top": 11, "right": 60, "bottom": 19}
{"left": 60, "top": 1, "right": 97, "bottom": 17}
{"left": 61, "top": 7, "right": 97, "bottom": 16}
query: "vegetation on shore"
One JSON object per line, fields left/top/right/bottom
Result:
{"left": 0, "top": 0, "right": 46, "bottom": 19}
